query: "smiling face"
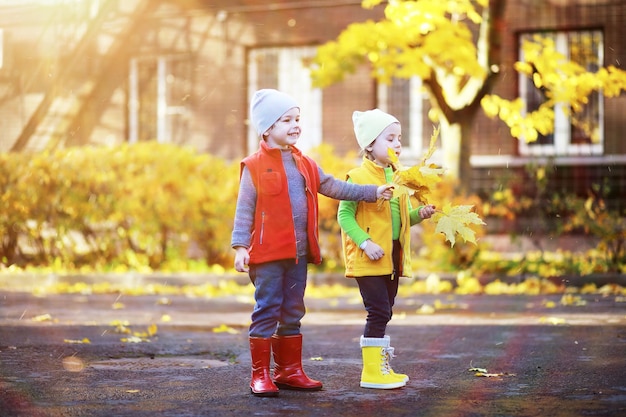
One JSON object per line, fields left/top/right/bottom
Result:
{"left": 365, "top": 122, "right": 402, "bottom": 167}
{"left": 263, "top": 107, "right": 301, "bottom": 149}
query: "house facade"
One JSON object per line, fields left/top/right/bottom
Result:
{"left": 472, "top": 0, "right": 626, "bottom": 216}
{"left": 1, "top": 0, "right": 625, "bottom": 213}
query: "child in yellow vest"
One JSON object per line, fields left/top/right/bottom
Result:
{"left": 337, "top": 109, "right": 436, "bottom": 389}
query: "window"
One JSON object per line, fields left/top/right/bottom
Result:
{"left": 378, "top": 77, "right": 436, "bottom": 164}
{"left": 246, "top": 47, "right": 433, "bottom": 160}
{"left": 519, "top": 30, "right": 604, "bottom": 156}
{"left": 0, "top": 29, "right": 4, "bottom": 70}
{"left": 247, "top": 46, "right": 321, "bottom": 153}
{"left": 128, "top": 56, "right": 192, "bottom": 144}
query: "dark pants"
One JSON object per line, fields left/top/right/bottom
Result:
{"left": 355, "top": 240, "right": 401, "bottom": 338}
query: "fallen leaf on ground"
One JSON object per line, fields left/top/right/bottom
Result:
{"left": 156, "top": 297, "right": 171, "bottom": 305}
{"left": 62, "top": 356, "right": 85, "bottom": 372}
{"left": 560, "top": 294, "right": 587, "bottom": 306}
{"left": 120, "top": 336, "right": 145, "bottom": 343}
{"left": 212, "top": 324, "right": 240, "bottom": 334}
{"left": 63, "top": 338, "right": 91, "bottom": 344}
{"left": 475, "top": 371, "right": 516, "bottom": 378}
{"left": 468, "top": 367, "right": 515, "bottom": 378}
{"left": 539, "top": 316, "right": 566, "bottom": 325}
{"left": 32, "top": 313, "right": 53, "bottom": 322}
{"left": 417, "top": 304, "right": 436, "bottom": 314}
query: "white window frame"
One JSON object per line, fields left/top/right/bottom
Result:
{"left": 247, "top": 46, "right": 322, "bottom": 154}
{"left": 128, "top": 56, "right": 189, "bottom": 144}
{"left": 0, "top": 29, "right": 4, "bottom": 70}
{"left": 377, "top": 77, "right": 441, "bottom": 165}
{"left": 519, "top": 30, "right": 604, "bottom": 157}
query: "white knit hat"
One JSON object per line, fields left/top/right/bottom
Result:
{"left": 250, "top": 89, "right": 299, "bottom": 136}
{"left": 352, "top": 109, "right": 400, "bottom": 149}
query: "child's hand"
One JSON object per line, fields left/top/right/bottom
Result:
{"left": 233, "top": 247, "right": 250, "bottom": 272}
{"left": 363, "top": 240, "right": 385, "bottom": 261}
{"left": 376, "top": 184, "right": 394, "bottom": 200}
{"left": 419, "top": 204, "right": 436, "bottom": 219}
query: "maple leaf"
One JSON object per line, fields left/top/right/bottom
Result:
{"left": 394, "top": 163, "right": 444, "bottom": 204}
{"left": 384, "top": 127, "right": 486, "bottom": 246}
{"left": 387, "top": 127, "right": 444, "bottom": 204}
{"left": 433, "top": 203, "right": 486, "bottom": 247}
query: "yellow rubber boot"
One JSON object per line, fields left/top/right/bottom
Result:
{"left": 360, "top": 337, "right": 406, "bottom": 389}
{"left": 384, "top": 336, "right": 409, "bottom": 383}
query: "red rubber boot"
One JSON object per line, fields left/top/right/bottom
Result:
{"left": 249, "top": 337, "right": 279, "bottom": 397}
{"left": 271, "top": 334, "right": 323, "bottom": 391}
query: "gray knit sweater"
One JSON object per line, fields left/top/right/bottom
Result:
{"left": 231, "top": 148, "right": 378, "bottom": 258}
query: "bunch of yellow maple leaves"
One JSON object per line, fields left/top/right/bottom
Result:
{"left": 386, "top": 127, "right": 485, "bottom": 247}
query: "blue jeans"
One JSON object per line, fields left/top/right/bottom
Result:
{"left": 248, "top": 259, "right": 308, "bottom": 338}
{"left": 355, "top": 240, "right": 401, "bottom": 338}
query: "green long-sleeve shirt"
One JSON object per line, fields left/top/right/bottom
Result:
{"left": 337, "top": 166, "right": 422, "bottom": 248}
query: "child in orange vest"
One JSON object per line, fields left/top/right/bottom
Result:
{"left": 231, "top": 90, "right": 394, "bottom": 397}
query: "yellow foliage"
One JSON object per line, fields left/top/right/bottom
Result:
{"left": 310, "top": 0, "right": 487, "bottom": 88}
{"left": 309, "top": 144, "right": 361, "bottom": 265}
{"left": 560, "top": 294, "right": 587, "bottom": 306}
{"left": 484, "top": 280, "right": 513, "bottom": 295}
{"left": 385, "top": 127, "right": 485, "bottom": 246}
{"left": 484, "top": 35, "right": 626, "bottom": 142}
{"left": 0, "top": 142, "right": 240, "bottom": 271}
{"left": 455, "top": 271, "right": 482, "bottom": 294}
{"left": 387, "top": 127, "right": 444, "bottom": 204}
{"left": 362, "top": 0, "right": 383, "bottom": 9}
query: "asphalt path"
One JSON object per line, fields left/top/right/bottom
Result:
{"left": 1, "top": 284, "right": 626, "bottom": 416}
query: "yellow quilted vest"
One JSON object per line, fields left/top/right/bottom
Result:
{"left": 341, "top": 158, "right": 413, "bottom": 279}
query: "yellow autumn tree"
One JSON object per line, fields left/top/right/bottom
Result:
{"left": 309, "top": 0, "right": 626, "bottom": 192}
{"left": 310, "top": 0, "right": 502, "bottom": 192}
{"left": 482, "top": 35, "right": 626, "bottom": 143}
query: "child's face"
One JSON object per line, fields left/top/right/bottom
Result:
{"left": 264, "top": 107, "right": 301, "bottom": 149}
{"left": 366, "top": 122, "right": 402, "bottom": 167}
